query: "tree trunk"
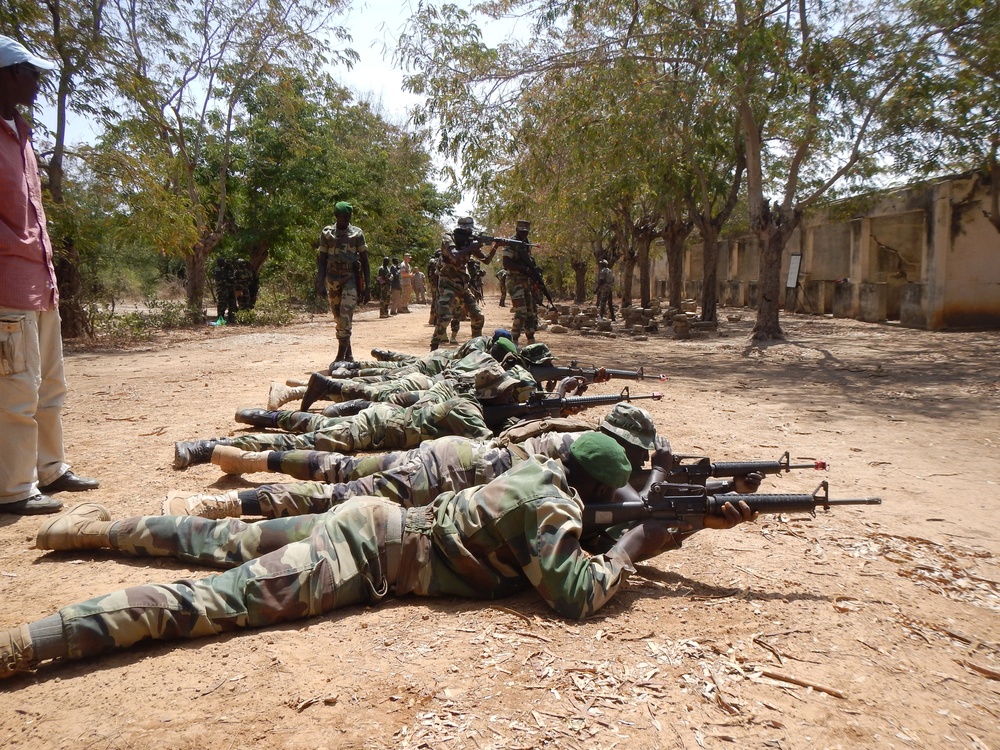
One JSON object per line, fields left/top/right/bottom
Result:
{"left": 751, "top": 206, "right": 800, "bottom": 340}
{"left": 185, "top": 231, "right": 222, "bottom": 322}
{"left": 571, "top": 260, "right": 587, "bottom": 304}
{"left": 637, "top": 234, "right": 652, "bottom": 308}
{"left": 665, "top": 239, "right": 684, "bottom": 309}
{"left": 620, "top": 250, "right": 637, "bottom": 308}
{"left": 700, "top": 225, "right": 720, "bottom": 323}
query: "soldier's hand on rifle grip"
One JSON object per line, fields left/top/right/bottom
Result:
{"left": 649, "top": 437, "right": 673, "bottom": 473}
{"left": 733, "top": 472, "right": 764, "bottom": 494}
{"left": 594, "top": 367, "right": 611, "bottom": 384}
{"left": 556, "top": 376, "right": 588, "bottom": 398}
{"left": 702, "top": 500, "right": 758, "bottom": 531}
{"left": 617, "top": 519, "right": 692, "bottom": 563}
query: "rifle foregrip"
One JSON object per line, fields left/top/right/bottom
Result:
{"left": 707, "top": 494, "right": 882, "bottom": 515}
{"left": 710, "top": 461, "right": 786, "bottom": 477}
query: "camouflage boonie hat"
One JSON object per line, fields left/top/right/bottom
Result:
{"left": 519, "top": 342, "right": 554, "bottom": 365}
{"left": 472, "top": 364, "right": 523, "bottom": 402}
{"left": 504, "top": 364, "right": 538, "bottom": 403}
{"left": 600, "top": 403, "right": 657, "bottom": 450}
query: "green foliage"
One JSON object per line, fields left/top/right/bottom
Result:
{"left": 83, "top": 297, "right": 192, "bottom": 344}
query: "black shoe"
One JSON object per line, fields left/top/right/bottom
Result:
{"left": 320, "top": 398, "right": 371, "bottom": 418}
{"left": 37, "top": 471, "right": 100, "bottom": 494}
{"left": 300, "top": 372, "right": 340, "bottom": 411}
{"left": 173, "top": 438, "right": 231, "bottom": 469}
{"left": 0, "top": 494, "right": 64, "bottom": 515}
{"left": 343, "top": 342, "right": 353, "bottom": 362}
{"left": 371, "top": 349, "right": 394, "bottom": 361}
{"left": 235, "top": 408, "right": 280, "bottom": 428}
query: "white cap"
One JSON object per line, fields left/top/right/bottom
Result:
{"left": 0, "top": 36, "right": 57, "bottom": 71}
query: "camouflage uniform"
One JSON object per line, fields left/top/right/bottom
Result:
{"left": 318, "top": 222, "right": 368, "bottom": 341}
{"left": 213, "top": 258, "right": 237, "bottom": 324}
{"left": 426, "top": 252, "right": 441, "bottom": 326}
{"left": 596, "top": 265, "right": 616, "bottom": 321}
{"left": 52, "top": 457, "right": 644, "bottom": 663}
{"left": 502, "top": 222, "right": 539, "bottom": 343}
{"left": 228, "top": 384, "right": 492, "bottom": 453}
{"left": 246, "top": 425, "right": 586, "bottom": 517}
{"left": 431, "top": 245, "right": 486, "bottom": 348}
{"left": 376, "top": 260, "right": 392, "bottom": 318}
{"left": 233, "top": 259, "right": 255, "bottom": 315}
{"left": 496, "top": 267, "right": 508, "bottom": 306}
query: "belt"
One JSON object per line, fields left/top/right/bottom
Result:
{"left": 385, "top": 505, "right": 405, "bottom": 586}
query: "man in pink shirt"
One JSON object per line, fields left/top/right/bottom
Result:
{"left": 0, "top": 36, "right": 98, "bottom": 515}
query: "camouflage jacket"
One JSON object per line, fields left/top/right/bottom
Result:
{"left": 319, "top": 224, "right": 367, "bottom": 279}
{"left": 396, "top": 456, "right": 634, "bottom": 620}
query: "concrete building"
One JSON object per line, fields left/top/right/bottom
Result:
{"left": 649, "top": 173, "right": 1000, "bottom": 330}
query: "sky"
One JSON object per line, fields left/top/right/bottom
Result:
{"left": 37, "top": 0, "right": 526, "bottom": 217}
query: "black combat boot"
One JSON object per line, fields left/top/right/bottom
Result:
{"left": 429, "top": 340, "right": 439, "bottom": 351}
{"left": 342, "top": 341, "right": 354, "bottom": 362}
{"left": 300, "top": 372, "right": 343, "bottom": 411}
{"left": 173, "top": 438, "right": 233, "bottom": 469}
{"left": 370, "top": 348, "right": 394, "bottom": 361}
{"left": 334, "top": 339, "right": 347, "bottom": 363}
{"left": 320, "top": 399, "right": 371, "bottom": 418}
{"left": 234, "top": 409, "right": 281, "bottom": 428}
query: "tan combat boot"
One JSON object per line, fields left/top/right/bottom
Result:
{"left": 162, "top": 490, "right": 242, "bottom": 518}
{"left": 285, "top": 378, "right": 309, "bottom": 387}
{"left": 212, "top": 445, "right": 272, "bottom": 475}
{"left": 266, "top": 383, "right": 307, "bottom": 410}
{"left": 35, "top": 503, "right": 114, "bottom": 551}
{"left": 0, "top": 624, "right": 36, "bottom": 680}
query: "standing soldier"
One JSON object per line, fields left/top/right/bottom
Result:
{"left": 496, "top": 266, "right": 508, "bottom": 307}
{"left": 501, "top": 220, "right": 540, "bottom": 344}
{"left": 376, "top": 257, "right": 392, "bottom": 318}
{"left": 213, "top": 257, "right": 236, "bottom": 324}
{"left": 412, "top": 268, "right": 427, "bottom": 304}
{"left": 595, "top": 259, "right": 616, "bottom": 321}
{"left": 426, "top": 249, "right": 442, "bottom": 326}
{"left": 399, "top": 253, "right": 413, "bottom": 313}
{"left": 389, "top": 258, "right": 402, "bottom": 316}
{"left": 431, "top": 218, "right": 497, "bottom": 351}
{"left": 233, "top": 259, "right": 254, "bottom": 319}
{"left": 316, "top": 201, "right": 370, "bottom": 362}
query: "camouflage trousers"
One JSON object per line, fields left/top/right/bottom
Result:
{"left": 325, "top": 275, "right": 359, "bottom": 341}
{"left": 505, "top": 271, "right": 538, "bottom": 342}
{"left": 596, "top": 287, "right": 616, "bottom": 320}
{"left": 336, "top": 373, "right": 436, "bottom": 403}
{"left": 228, "top": 398, "right": 491, "bottom": 453}
{"left": 431, "top": 277, "right": 482, "bottom": 347}
{"left": 58, "top": 499, "right": 404, "bottom": 660}
{"left": 255, "top": 437, "right": 514, "bottom": 517}
{"left": 379, "top": 284, "right": 391, "bottom": 316}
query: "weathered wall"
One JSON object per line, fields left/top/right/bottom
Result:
{"left": 642, "top": 172, "right": 1000, "bottom": 329}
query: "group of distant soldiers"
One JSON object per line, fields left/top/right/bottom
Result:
{"left": 213, "top": 257, "right": 260, "bottom": 324}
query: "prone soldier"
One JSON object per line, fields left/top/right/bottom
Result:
{"left": 2, "top": 434, "right": 755, "bottom": 681}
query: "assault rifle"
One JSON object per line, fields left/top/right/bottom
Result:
{"left": 581, "top": 481, "right": 881, "bottom": 534}
{"left": 474, "top": 233, "right": 557, "bottom": 310}
{"left": 667, "top": 451, "right": 828, "bottom": 486}
{"left": 527, "top": 362, "right": 645, "bottom": 392}
{"left": 482, "top": 386, "right": 662, "bottom": 431}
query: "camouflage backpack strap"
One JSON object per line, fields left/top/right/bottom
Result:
{"left": 496, "top": 416, "right": 596, "bottom": 447}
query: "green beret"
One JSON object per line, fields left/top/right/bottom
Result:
{"left": 334, "top": 201, "right": 353, "bottom": 214}
{"left": 569, "top": 432, "right": 631, "bottom": 489}
{"left": 493, "top": 337, "right": 517, "bottom": 357}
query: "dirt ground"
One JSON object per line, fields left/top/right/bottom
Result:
{"left": 1, "top": 297, "right": 998, "bottom": 750}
